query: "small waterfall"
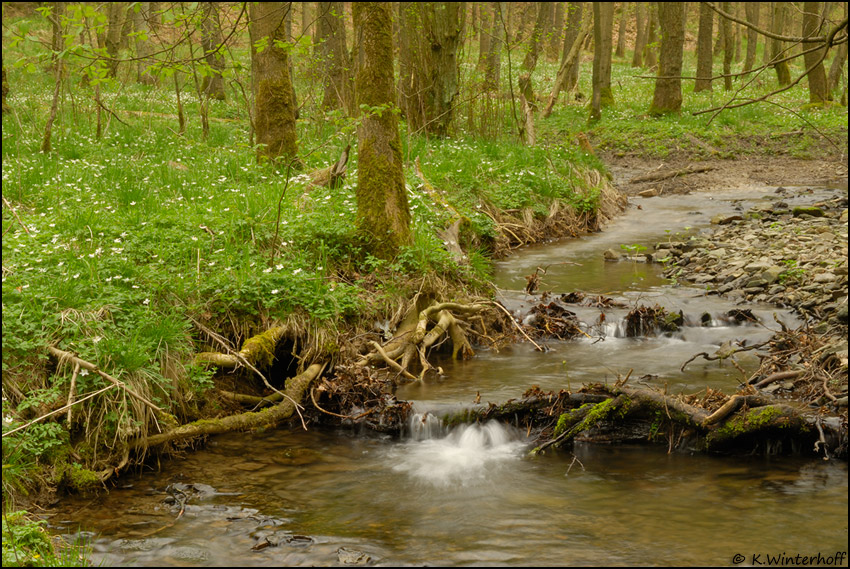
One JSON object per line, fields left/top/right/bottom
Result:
{"left": 392, "top": 411, "right": 527, "bottom": 487}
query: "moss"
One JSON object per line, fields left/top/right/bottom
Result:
{"left": 55, "top": 463, "right": 102, "bottom": 493}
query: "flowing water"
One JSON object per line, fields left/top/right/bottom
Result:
{"left": 51, "top": 186, "right": 848, "bottom": 566}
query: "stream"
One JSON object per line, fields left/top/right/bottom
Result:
{"left": 51, "top": 185, "right": 848, "bottom": 566}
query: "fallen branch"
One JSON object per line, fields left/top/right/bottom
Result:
{"left": 132, "top": 362, "right": 325, "bottom": 450}
{"left": 629, "top": 165, "right": 714, "bottom": 184}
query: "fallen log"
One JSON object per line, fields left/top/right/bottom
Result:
{"left": 132, "top": 363, "right": 325, "bottom": 450}
{"left": 628, "top": 164, "right": 714, "bottom": 184}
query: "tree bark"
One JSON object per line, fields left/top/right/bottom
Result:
{"left": 354, "top": 2, "right": 412, "bottom": 259}
{"left": 649, "top": 2, "right": 685, "bottom": 115}
{"left": 802, "top": 1, "right": 830, "bottom": 104}
{"left": 249, "top": 2, "right": 299, "bottom": 163}
{"left": 694, "top": 2, "right": 714, "bottom": 92}
{"left": 589, "top": 2, "right": 615, "bottom": 121}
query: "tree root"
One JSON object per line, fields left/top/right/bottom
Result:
{"left": 357, "top": 300, "right": 491, "bottom": 382}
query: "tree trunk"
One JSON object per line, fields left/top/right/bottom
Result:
{"left": 301, "top": 1, "right": 312, "bottom": 41}
{"left": 2, "top": 65, "right": 10, "bottom": 113}
{"left": 722, "top": 1, "right": 733, "bottom": 90}
{"left": 742, "top": 2, "right": 760, "bottom": 73}
{"left": 694, "top": 1, "right": 714, "bottom": 91}
{"left": 631, "top": 1, "right": 647, "bottom": 67}
{"left": 802, "top": 1, "right": 830, "bottom": 104}
{"left": 249, "top": 2, "right": 299, "bottom": 163}
{"left": 615, "top": 1, "right": 629, "bottom": 58}
{"left": 642, "top": 1, "right": 657, "bottom": 69}
{"left": 477, "top": 1, "right": 492, "bottom": 69}
{"left": 420, "top": 2, "right": 464, "bottom": 136}
{"left": 522, "top": 1, "right": 549, "bottom": 71}
{"left": 317, "top": 2, "right": 352, "bottom": 113}
{"left": 484, "top": 2, "right": 505, "bottom": 91}
{"left": 649, "top": 2, "right": 684, "bottom": 115}
{"left": 546, "top": 2, "right": 565, "bottom": 62}
{"left": 105, "top": 2, "right": 128, "bottom": 78}
{"left": 354, "top": 2, "right": 412, "bottom": 259}
{"left": 770, "top": 2, "right": 791, "bottom": 86}
{"left": 827, "top": 3, "right": 848, "bottom": 98}
{"left": 589, "top": 2, "right": 615, "bottom": 121}
{"left": 201, "top": 2, "right": 227, "bottom": 100}
{"left": 562, "top": 2, "right": 586, "bottom": 92}
{"left": 132, "top": 3, "right": 157, "bottom": 85}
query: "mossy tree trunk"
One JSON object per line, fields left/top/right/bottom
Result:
{"left": 648, "top": 2, "right": 684, "bottom": 115}
{"left": 589, "top": 1, "right": 615, "bottom": 121}
{"left": 200, "top": 2, "right": 227, "bottom": 100}
{"left": 802, "top": 1, "right": 830, "bottom": 104}
{"left": 694, "top": 1, "right": 714, "bottom": 92}
{"left": 249, "top": 2, "right": 299, "bottom": 163}
{"left": 353, "top": 2, "right": 412, "bottom": 259}
{"left": 317, "top": 2, "right": 352, "bottom": 114}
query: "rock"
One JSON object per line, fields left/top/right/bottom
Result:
{"left": 638, "top": 188, "right": 660, "bottom": 197}
{"left": 813, "top": 272, "right": 836, "bottom": 284}
{"left": 761, "top": 265, "right": 784, "bottom": 284}
{"left": 603, "top": 248, "right": 621, "bottom": 261}
{"left": 711, "top": 214, "right": 743, "bottom": 225}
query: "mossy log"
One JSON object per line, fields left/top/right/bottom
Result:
{"left": 195, "top": 326, "right": 287, "bottom": 369}
{"left": 440, "top": 384, "right": 846, "bottom": 458}
{"left": 132, "top": 363, "right": 324, "bottom": 450}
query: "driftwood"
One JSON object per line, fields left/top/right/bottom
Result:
{"left": 628, "top": 164, "right": 715, "bottom": 184}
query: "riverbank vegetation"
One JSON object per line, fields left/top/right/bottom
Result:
{"left": 2, "top": 3, "right": 847, "bottom": 563}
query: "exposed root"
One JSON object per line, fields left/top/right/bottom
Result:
{"left": 357, "top": 300, "right": 494, "bottom": 383}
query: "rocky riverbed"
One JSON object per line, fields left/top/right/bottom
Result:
{"left": 649, "top": 187, "right": 848, "bottom": 332}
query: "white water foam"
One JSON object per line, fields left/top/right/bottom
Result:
{"left": 391, "top": 414, "right": 527, "bottom": 487}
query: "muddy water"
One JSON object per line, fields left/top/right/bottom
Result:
{"left": 51, "top": 186, "right": 848, "bottom": 566}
